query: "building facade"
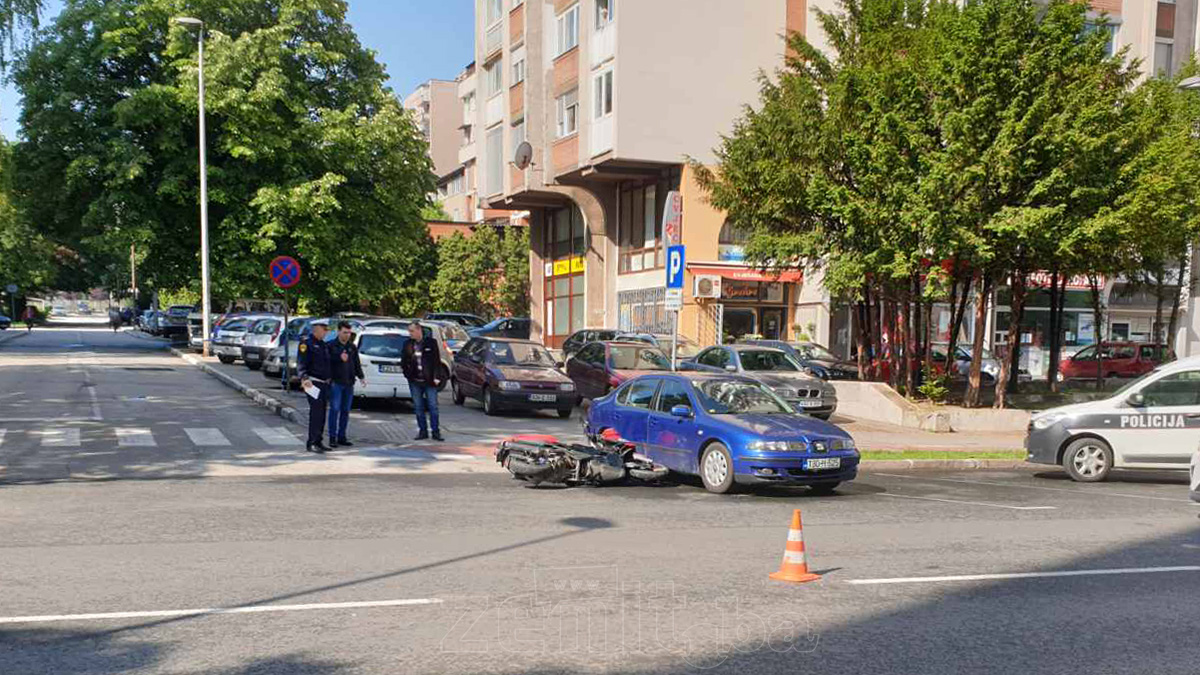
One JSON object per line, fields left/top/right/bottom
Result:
{"left": 402, "top": 79, "right": 461, "bottom": 179}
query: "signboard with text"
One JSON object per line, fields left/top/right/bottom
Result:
{"left": 662, "top": 191, "right": 683, "bottom": 248}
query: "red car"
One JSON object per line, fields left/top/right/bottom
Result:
{"left": 565, "top": 341, "right": 673, "bottom": 400}
{"left": 1059, "top": 342, "right": 1172, "bottom": 380}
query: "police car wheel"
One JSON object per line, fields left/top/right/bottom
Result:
{"left": 1063, "top": 438, "right": 1114, "bottom": 483}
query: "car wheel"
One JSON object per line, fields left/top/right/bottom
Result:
{"left": 557, "top": 408, "right": 572, "bottom": 419}
{"left": 1063, "top": 438, "right": 1114, "bottom": 483}
{"left": 699, "top": 443, "right": 736, "bottom": 494}
{"left": 809, "top": 482, "right": 840, "bottom": 495}
{"left": 217, "top": 355, "right": 235, "bottom": 365}
{"left": 437, "top": 365, "right": 450, "bottom": 391}
{"left": 482, "top": 387, "right": 499, "bottom": 416}
{"left": 246, "top": 362, "right": 261, "bottom": 371}
{"left": 452, "top": 378, "right": 465, "bottom": 405}
{"left": 812, "top": 413, "right": 831, "bottom": 421}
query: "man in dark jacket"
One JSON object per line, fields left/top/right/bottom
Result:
{"left": 297, "top": 319, "right": 333, "bottom": 453}
{"left": 327, "top": 320, "right": 365, "bottom": 448}
{"left": 401, "top": 322, "right": 443, "bottom": 441}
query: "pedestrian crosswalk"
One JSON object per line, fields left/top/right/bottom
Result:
{"left": 0, "top": 426, "right": 305, "bottom": 450}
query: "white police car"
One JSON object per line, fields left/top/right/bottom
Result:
{"left": 1026, "top": 355, "right": 1200, "bottom": 482}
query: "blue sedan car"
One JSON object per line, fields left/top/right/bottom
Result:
{"left": 584, "top": 373, "right": 859, "bottom": 494}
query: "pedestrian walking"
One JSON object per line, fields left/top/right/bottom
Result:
{"left": 401, "top": 321, "right": 443, "bottom": 441}
{"left": 108, "top": 307, "right": 122, "bottom": 332}
{"left": 21, "top": 305, "right": 35, "bottom": 332}
{"left": 327, "top": 320, "right": 365, "bottom": 448}
{"left": 297, "top": 318, "right": 333, "bottom": 454}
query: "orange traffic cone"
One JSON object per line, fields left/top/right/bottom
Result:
{"left": 769, "top": 509, "right": 821, "bottom": 583}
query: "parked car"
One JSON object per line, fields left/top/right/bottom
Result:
{"left": 419, "top": 319, "right": 472, "bottom": 355}
{"left": 160, "top": 305, "right": 192, "bottom": 336}
{"left": 682, "top": 344, "right": 837, "bottom": 419}
{"left": 240, "top": 316, "right": 304, "bottom": 371}
{"left": 144, "top": 310, "right": 166, "bottom": 335}
{"left": 0, "top": 313, "right": 10, "bottom": 330}
{"left": 930, "top": 343, "right": 1001, "bottom": 383}
{"left": 452, "top": 337, "right": 576, "bottom": 417}
{"left": 1026, "top": 355, "right": 1200, "bottom": 482}
{"left": 584, "top": 373, "right": 859, "bottom": 494}
{"left": 261, "top": 317, "right": 363, "bottom": 385}
{"left": 615, "top": 333, "right": 702, "bottom": 363}
{"left": 355, "top": 328, "right": 413, "bottom": 402}
{"left": 739, "top": 340, "right": 859, "bottom": 380}
{"left": 468, "top": 317, "right": 531, "bottom": 340}
{"left": 212, "top": 314, "right": 274, "bottom": 364}
{"left": 425, "top": 312, "right": 488, "bottom": 328}
{"left": 566, "top": 341, "right": 673, "bottom": 401}
{"left": 1058, "top": 342, "right": 1173, "bottom": 381}
{"left": 561, "top": 329, "right": 621, "bottom": 359}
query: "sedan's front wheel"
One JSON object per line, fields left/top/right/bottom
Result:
{"left": 1063, "top": 437, "right": 1114, "bottom": 483}
{"left": 699, "top": 443, "right": 736, "bottom": 494}
{"left": 482, "top": 387, "right": 499, "bottom": 416}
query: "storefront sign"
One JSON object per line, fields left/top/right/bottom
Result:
{"left": 570, "top": 256, "right": 586, "bottom": 273}
{"left": 688, "top": 264, "right": 802, "bottom": 284}
{"left": 717, "top": 244, "right": 746, "bottom": 262}
{"left": 549, "top": 256, "right": 585, "bottom": 277}
{"left": 553, "top": 259, "right": 571, "bottom": 277}
{"left": 1028, "top": 272, "right": 1104, "bottom": 291}
{"left": 722, "top": 280, "right": 761, "bottom": 300}
{"left": 662, "top": 191, "right": 683, "bottom": 247}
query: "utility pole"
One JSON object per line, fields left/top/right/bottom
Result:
{"left": 130, "top": 244, "right": 138, "bottom": 303}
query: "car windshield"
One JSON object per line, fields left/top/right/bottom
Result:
{"left": 738, "top": 350, "right": 802, "bottom": 372}
{"left": 488, "top": 342, "right": 556, "bottom": 366}
{"left": 438, "top": 323, "right": 470, "bottom": 341}
{"left": 362, "top": 320, "right": 408, "bottom": 330}
{"left": 252, "top": 319, "right": 281, "bottom": 334}
{"left": 648, "top": 335, "right": 700, "bottom": 358}
{"left": 1111, "top": 369, "right": 1161, "bottom": 398}
{"left": 694, "top": 379, "right": 793, "bottom": 414}
{"left": 452, "top": 315, "right": 487, "bottom": 327}
{"left": 608, "top": 346, "right": 671, "bottom": 371}
{"left": 222, "top": 319, "right": 250, "bottom": 332}
{"left": 359, "top": 334, "right": 406, "bottom": 359}
{"left": 790, "top": 343, "right": 840, "bottom": 361}
{"left": 168, "top": 306, "right": 191, "bottom": 317}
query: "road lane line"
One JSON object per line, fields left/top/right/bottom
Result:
{"left": 0, "top": 429, "right": 5, "bottom": 447}
{"left": 874, "top": 473, "right": 1192, "bottom": 504}
{"left": 0, "top": 597, "right": 443, "bottom": 625}
{"left": 876, "top": 493, "right": 1056, "bottom": 511}
{"left": 40, "top": 428, "right": 80, "bottom": 447}
{"left": 185, "top": 428, "right": 231, "bottom": 446}
{"left": 846, "top": 566, "right": 1200, "bottom": 586}
{"left": 254, "top": 427, "right": 303, "bottom": 446}
{"left": 115, "top": 428, "right": 156, "bottom": 447}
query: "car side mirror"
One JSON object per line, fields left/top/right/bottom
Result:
{"left": 670, "top": 404, "right": 693, "bottom": 418}
{"left": 555, "top": 361, "right": 565, "bottom": 369}
{"left": 1127, "top": 392, "right": 1146, "bottom": 408}
{"left": 724, "top": 364, "right": 737, "bottom": 372}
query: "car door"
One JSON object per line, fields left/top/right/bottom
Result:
{"left": 1108, "top": 345, "right": 1137, "bottom": 377}
{"left": 458, "top": 340, "right": 485, "bottom": 396}
{"left": 646, "top": 378, "right": 700, "bottom": 472}
{"left": 1112, "top": 368, "right": 1200, "bottom": 467}
{"left": 692, "top": 347, "right": 728, "bottom": 373}
{"left": 614, "top": 377, "right": 661, "bottom": 447}
{"left": 568, "top": 343, "right": 597, "bottom": 399}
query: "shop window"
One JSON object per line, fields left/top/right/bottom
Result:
{"left": 718, "top": 220, "right": 750, "bottom": 262}
{"left": 547, "top": 204, "right": 586, "bottom": 261}
{"left": 617, "top": 288, "right": 670, "bottom": 333}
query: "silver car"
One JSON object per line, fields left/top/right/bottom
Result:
{"left": 682, "top": 344, "right": 837, "bottom": 419}
{"left": 240, "top": 315, "right": 304, "bottom": 371}
{"left": 212, "top": 314, "right": 274, "bottom": 364}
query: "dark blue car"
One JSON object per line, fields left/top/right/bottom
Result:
{"left": 584, "top": 373, "right": 859, "bottom": 494}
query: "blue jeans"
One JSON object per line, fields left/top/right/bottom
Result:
{"left": 328, "top": 382, "right": 354, "bottom": 442}
{"left": 410, "top": 381, "right": 439, "bottom": 435}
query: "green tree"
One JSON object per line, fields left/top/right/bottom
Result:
{"left": 496, "top": 226, "right": 530, "bottom": 317}
{"left": 0, "top": 139, "right": 53, "bottom": 296}
{"left": 431, "top": 229, "right": 497, "bottom": 317}
{"left": 13, "top": 0, "right": 434, "bottom": 309}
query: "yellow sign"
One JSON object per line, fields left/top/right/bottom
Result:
{"left": 570, "top": 256, "right": 586, "bottom": 273}
{"left": 553, "top": 259, "right": 571, "bottom": 276}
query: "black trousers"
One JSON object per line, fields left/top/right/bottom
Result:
{"left": 306, "top": 381, "right": 330, "bottom": 445}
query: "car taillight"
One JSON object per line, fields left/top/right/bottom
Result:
{"left": 608, "top": 374, "right": 622, "bottom": 388}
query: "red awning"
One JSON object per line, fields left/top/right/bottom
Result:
{"left": 687, "top": 264, "right": 802, "bottom": 283}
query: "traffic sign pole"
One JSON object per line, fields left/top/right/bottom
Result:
{"left": 268, "top": 257, "right": 302, "bottom": 390}
{"left": 665, "top": 245, "right": 685, "bottom": 372}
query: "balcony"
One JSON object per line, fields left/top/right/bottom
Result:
{"left": 590, "top": 115, "right": 612, "bottom": 157}
{"left": 591, "top": 25, "right": 615, "bottom": 67}
{"left": 458, "top": 141, "right": 477, "bottom": 165}
{"left": 485, "top": 23, "right": 503, "bottom": 59}
{"left": 485, "top": 94, "right": 504, "bottom": 128}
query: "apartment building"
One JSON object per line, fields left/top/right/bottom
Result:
{"left": 402, "top": 79, "right": 460, "bottom": 179}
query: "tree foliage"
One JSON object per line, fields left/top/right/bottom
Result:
{"left": 431, "top": 225, "right": 530, "bottom": 318}
{"left": 13, "top": 0, "right": 435, "bottom": 311}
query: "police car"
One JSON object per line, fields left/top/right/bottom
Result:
{"left": 1026, "top": 355, "right": 1200, "bottom": 482}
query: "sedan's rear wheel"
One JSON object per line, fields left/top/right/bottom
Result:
{"left": 699, "top": 443, "right": 736, "bottom": 494}
{"left": 1063, "top": 438, "right": 1114, "bottom": 483}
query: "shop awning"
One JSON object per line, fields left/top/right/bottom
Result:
{"left": 687, "top": 263, "right": 803, "bottom": 283}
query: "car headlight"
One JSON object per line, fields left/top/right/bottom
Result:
{"left": 498, "top": 380, "right": 520, "bottom": 391}
{"left": 1032, "top": 412, "right": 1067, "bottom": 430}
{"left": 831, "top": 438, "right": 856, "bottom": 450}
{"left": 774, "top": 387, "right": 796, "bottom": 399}
{"left": 748, "top": 440, "right": 807, "bottom": 452}
{"left": 558, "top": 382, "right": 575, "bottom": 392}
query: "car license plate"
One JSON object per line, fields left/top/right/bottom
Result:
{"left": 798, "top": 399, "right": 823, "bottom": 408}
{"left": 378, "top": 364, "right": 403, "bottom": 374}
{"left": 805, "top": 457, "right": 841, "bottom": 470}
{"left": 529, "top": 393, "right": 556, "bottom": 402}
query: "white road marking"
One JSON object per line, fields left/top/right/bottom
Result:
{"left": 84, "top": 367, "right": 101, "bottom": 421}
{"left": 874, "top": 473, "right": 1193, "bottom": 504}
{"left": 115, "top": 428, "right": 156, "bottom": 447}
{"left": 846, "top": 565, "right": 1200, "bottom": 586}
{"left": 0, "top": 429, "right": 5, "bottom": 447}
{"left": 877, "top": 493, "right": 1056, "bottom": 511}
{"left": 40, "top": 428, "right": 80, "bottom": 447}
{"left": 254, "top": 427, "right": 303, "bottom": 446}
{"left": 0, "top": 597, "right": 443, "bottom": 625}
{"left": 185, "top": 428, "right": 231, "bottom": 446}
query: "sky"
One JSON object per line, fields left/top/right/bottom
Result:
{"left": 0, "top": 0, "right": 476, "bottom": 139}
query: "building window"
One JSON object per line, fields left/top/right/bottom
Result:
{"left": 556, "top": 89, "right": 579, "bottom": 138}
{"left": 596, "top": 0, "right": 614, "bottom": 29}
{"left": 556, "top": 4, "right": 579, "bottom": 56}
{"left": 544, "top": 205, "right": 587, "bottom": 340}
{"left": 485, "top": 62, "right": 503, "bottom": 98}
{"left": 486, "top": 0, "right": 503, "bottom": 25}
{"left": 618, "top": 288, "right": 671, "bottom": 334}
{"left": 512, "top": 57, "right": 525, "bottom": 85}
{"left": 548, "top": 204, "right": 586, "bottom": 261}
{"left": 485, "top": 127, "right": 503, "bottom": 196}
{"left": 511, "top": 119, "right": 525, "bottom": 147}
{"left": 461, "top": 92, "right": 476, "bottom": 119}
{"left": 618, "top": 183, "right": 660, "bottom": 273}
{"left": 593, "top": 70, "right": 613, "bottom": 119}
{"left": 718, "top": 220, "right": 751, "bottom": 262}
{"left": 1083, "top": 21, "right": 1116, "bottom": 58}
{"left": 1155, "top": 40, "right": 1174, "bottom": 76}
{"left": 511, "top": 0, "right": 523, "bottom": 7}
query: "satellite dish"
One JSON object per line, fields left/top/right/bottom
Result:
{"left": 512, "top": 141, "right": 533, "bottom": 170}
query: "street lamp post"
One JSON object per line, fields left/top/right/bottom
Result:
{"left": 174, "top": 16, "right": 212, "bottom": 357}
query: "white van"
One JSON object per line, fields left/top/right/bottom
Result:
{"left": 1026, "top": 355, "right": 1200, "bottom": 482}
{"left": 355, "top": 329, "right": 412, "bottom": 402}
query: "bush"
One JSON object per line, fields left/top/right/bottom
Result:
{"left": 917, "top": 367, "right": 950, "bottom": 403}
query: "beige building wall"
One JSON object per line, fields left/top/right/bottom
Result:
{"left": 403, "top": 79, "right": 462, "bottom": 178}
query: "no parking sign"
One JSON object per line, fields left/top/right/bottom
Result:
{"left": 269, "top": 256, "right": 301, "bottom": 289}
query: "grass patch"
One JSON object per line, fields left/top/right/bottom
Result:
{"left": 860, "top": 450, "right": 1026, "bottom": 461}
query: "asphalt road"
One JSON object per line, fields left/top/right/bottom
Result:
{"left": 2, "top": 323, "right": 1199, "bottom": 674}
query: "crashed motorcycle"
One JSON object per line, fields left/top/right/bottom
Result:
{"left": 495, "top": 430, "right": 669, "bottom": 487}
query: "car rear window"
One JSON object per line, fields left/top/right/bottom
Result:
{"left": 222, "top": 319, "right": 249, "bottom": 332}
{"left": 359, "top": 334, "right": 406, "bottom": 359}
{"left": 608, "top": 346, "right": 670, "bottom": 371}
{"left": 252, "top": 320, "right": 281, "bottom": 334}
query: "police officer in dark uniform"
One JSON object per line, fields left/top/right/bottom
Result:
{"left": 297, "top": 318, "right": 333, "bottom": 453}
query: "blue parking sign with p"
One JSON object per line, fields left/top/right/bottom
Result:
{"left": 666, "top": 245, "right": 685, "bottom": 289}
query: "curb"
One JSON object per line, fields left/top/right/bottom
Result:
{"left": 859, "top": 459, "right": 1035, "bottom": 471}
{"left": 170, "top": 347, "right": 303, "bottom": 425}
